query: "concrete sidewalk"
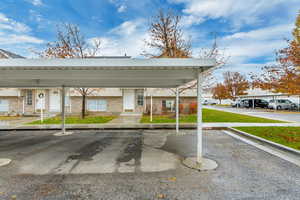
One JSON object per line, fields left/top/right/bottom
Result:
{"left": 1, "top": 122, "right": 299, "bottom": 130}
{"left": 108, "top": 115, "right": 142, "bottom": 124}
{"left": 0, "top": 117, "right": 38, "bottom": 129}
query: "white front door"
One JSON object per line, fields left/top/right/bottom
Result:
{"left": 0, "top": 99, "right": 9, "bottom": 112}
{"left": 50, "top": 90, "right": 61, "bottom": 112}
{"left": 36, "top": 90, "right": 46, "bottom": 110}
{"left": 123, "top": 89, "right": 135, "bottom": 111}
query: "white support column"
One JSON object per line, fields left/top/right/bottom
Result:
{"left": 150, "top": 94, "right": 153, "bottom": 122}
{"left": 197, "top": 71, "right": 203, "bottom": 164}
{"left": 54, "top": 86, "right": 72, "bottom": 136}
{"left": 61, "top": 86, "right": 66, "bottom": 134}
{"left": 22, "top": 96, "right": 25, "bottom": 115}
{"left": 176, "top": 87, "right": 179, "bottom": 133}
{"left": 40, "top": 97, "right": 44, "bottom": 122}
{"left": 143, "top": 89, "right": 147, "bottom": 114}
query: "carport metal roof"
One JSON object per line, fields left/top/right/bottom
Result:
{"left": 0, "top": 58, "right": 215, "bottom": 88}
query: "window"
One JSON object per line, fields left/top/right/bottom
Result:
{"left": 162, "top": 100, "right": 175, "bottom": 112}
{"left": 87, "top": 99, "right": 107, "bottom": 111}
{"left": 137, "top": 94, "right": 144, "bottom": 106}
{"left": 26, "top": 90, "right": 33, "bottom": 105}
{"left": 0, "top": 99, "right": 9, "bottom": 112}
{"left": 285, "top": 100, "right": 293, "bottom": 104}
{"left": 65, "top": 96, "right": 70, "bottom": 106}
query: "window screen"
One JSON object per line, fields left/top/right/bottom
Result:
{"left": 87, "top": 99, "right": 107, "bottom": 111}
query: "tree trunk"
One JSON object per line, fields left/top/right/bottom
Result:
{"left": 219, "top": 99, "right": 222, "bottom": 104}
{"left": 81, "top": 94, "right": 86, "bottom": 119}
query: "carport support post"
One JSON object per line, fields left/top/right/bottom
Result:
{"left": 61, "top": 86, "right": 66, "bottom": 134}
{"left": 150, "top": 94, "right": 153, "bottom": 122}
{"left": 176, "top": 87, "right": 179, "bottom": 133}
{"left": 197, "top": 71, "right": 203, "bottom": 164}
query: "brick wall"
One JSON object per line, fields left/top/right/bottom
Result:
{"left": 70, "top": 96, "right": 123, "bottom": 115}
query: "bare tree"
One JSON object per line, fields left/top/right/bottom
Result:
{"left": 143, "top": 9, "right": 191, "bottom": 58}
{"left": 39, "top": 23, "right": 101, "bottom": 118}
{"left": 175, "top": 35, "right": 229, "bottom": 94}
{"left": 143, "top": 10, "right": 228, "bottom": 110}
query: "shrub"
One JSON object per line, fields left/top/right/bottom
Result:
{"left": 179, "top": 103, "right": 184, "bottom": 113}
{"left": 189, "top": 102, "right": 197, "bottom": 114}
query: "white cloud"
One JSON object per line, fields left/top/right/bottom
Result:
{"left": 110, "top": 20, "right": 142, "bottom": 35}
{"left": 27, "top": 0, "right": 43, "bottom": 6}
{"left": 109, "top": 0, "right": 128, "bottom": 13}
{"left": 170, "top": 0, "right": 300, "bottom": 28}
{"left": 117, "top": 5, "right": 127, "bottom": 13}
{"left": 0, "top": 12, "right": 44, "bottom": 49}
{"left": 218, "top": 23, "right": 293, "bottom": 64}
{"left": 0, "top": 34, "right": 44, "bottom": 45}
{"left": 29, "top": 10, "right": 43, "bottom": 22}
{"left": 89, "top": 19, "right": 152, "bottom": 57}
{"left": 0, "top": 13, "right": 31, "bottom": 32}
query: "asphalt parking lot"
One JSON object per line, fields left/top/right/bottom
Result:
{"left": 0, "top": 129, "right": 299, "bottom": 200}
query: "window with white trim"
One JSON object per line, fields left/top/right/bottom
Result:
{"left": 26, "top": 90, "right": 33, "bottom": 105}
{"left": 0, "top": 99, "right": 9, "bottom": 112}
{"left": 162, "top": 100, "right": 175, "bottom": 112}
{"left": 137, "top": 92, "right": 144, "bottom": 106}
{"left": 87, "top": 99, "right": 107, "bottom": 111}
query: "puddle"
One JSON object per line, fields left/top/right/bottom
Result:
{"left": 15, "top": 131, "right": 182, "bottom": 174}
{"left": 67, "top": 137, "right": 114, "bottom": 161}
{"left": 117, "top": 137, "right": 142, "bottom": 163}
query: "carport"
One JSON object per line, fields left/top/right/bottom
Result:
{"left": 0, "top": 58, "right": 215, "bottom": 167}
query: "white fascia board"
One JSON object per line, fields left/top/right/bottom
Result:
{"left": 0, "top": 58, "right": 216, "bottom": 70}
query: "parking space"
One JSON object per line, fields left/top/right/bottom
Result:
{"left": 0, "top": 129, "right": 299, "bottom": 199}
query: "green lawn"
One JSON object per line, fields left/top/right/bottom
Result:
{"left": 140, "top": 108, "right": 286, "bottom": 123}
{"left": 28, "top": 115, "right": 116, "bottom": 125}
{"left": 234, "top": 127, "right": 300, "bottom": 150}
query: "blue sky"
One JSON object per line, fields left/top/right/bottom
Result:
{"left": 0, "top": 0, "right": 299, "bottom": 79}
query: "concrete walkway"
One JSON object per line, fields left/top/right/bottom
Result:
{"left": 1, "top": 122, "right": 299, "bottom": 130}
{"left": 0, "top": 117, "right": 38, "bottom": 129}
{"left": 109, "top": 115, "right": 142, "bottom": 124}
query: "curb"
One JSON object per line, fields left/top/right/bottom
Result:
{"left": 227, "top": 127, "right": 300, "bottom": 156}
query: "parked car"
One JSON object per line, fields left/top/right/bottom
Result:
{"left": 237, "top": 99, "right": 269, "bottom": 108}
{"left": 231, "top": 100, "right": 241, "bottom": 107}
{"left": 240, "top": 99, "right": 250, "bottom": 108}
{"left": 268, "top": 99, "right": 296, "bottom": 110}
{"left": 203, "top": 99, "right": 217, "bottom": 105}
{"left": 253, "top": 99, "right": 269, "bottom": 108}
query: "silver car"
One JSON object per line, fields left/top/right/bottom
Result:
{"left": 268, "top": 99, "right": 296, "bottom": 110}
